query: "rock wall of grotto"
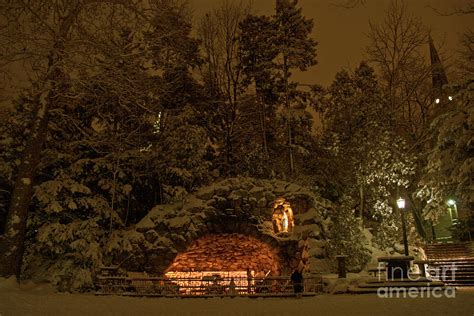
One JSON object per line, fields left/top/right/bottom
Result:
{"left": 106, "top": 177, "right": 334, "bottom": 275}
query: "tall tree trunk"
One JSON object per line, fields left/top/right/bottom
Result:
{"left": 256, "top": 88, "right": 268, "bottom": 158}
{"left": 225, "top": 128, "right": 234, "bottom": 175}
{"left": 0, "top": 1, "right": 83, "bottom": 279}
{"left": 0, "top": 95, "right": 50, "bottom": 278}
{"left": 260, "top": 100, "right": 268, "bottom": 157}
{"left": 408, "top": 195, "right": 427, "bottom": 240}
{"left": 283, "top": 56, "right": 294, "bottom": 175}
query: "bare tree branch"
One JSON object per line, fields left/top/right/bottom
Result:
{"left": 426, "top": 3, "right": 474, "bottom": 16}
{"left": 330, "top": 0, "right": 366, "bottom": 8}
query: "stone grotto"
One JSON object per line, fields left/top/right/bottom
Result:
{"left": 106, "top": 177, "right": 334, "bottom": 279}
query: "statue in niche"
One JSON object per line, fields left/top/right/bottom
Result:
{"left": 281, "top": 211, "right": 288, "bottom": 232}
{"left": 272, "top": 199, "right": 294, "bottom": 234}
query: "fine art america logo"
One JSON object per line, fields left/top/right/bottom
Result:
{"left": 376, "top": 263, "right": 457, "bottom": 298}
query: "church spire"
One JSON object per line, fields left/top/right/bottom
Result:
{"left": 429, "top": 35, "right": 448, "bottom": 92}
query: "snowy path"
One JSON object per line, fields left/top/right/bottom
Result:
{"left": 1, "top": 283, "right": 473, "bottom": 316}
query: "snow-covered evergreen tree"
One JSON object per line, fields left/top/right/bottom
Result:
{"left": 417, "top": 80, "right": 474, "bottom": 235}
{"left": 0, "top": 0, "right": 212, "bottom": 288}
{"left": 319, "top": 62, "right": 415, "bottom": 248}
{"left": 273, "top": 0, "right": 318, "bottom": 175}
{"left": 0, "top": 0, "right": 157, "bottom": 278}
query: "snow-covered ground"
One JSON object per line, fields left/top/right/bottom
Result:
{"left": 1, "top": 278, "right": 473, "bottom": 316}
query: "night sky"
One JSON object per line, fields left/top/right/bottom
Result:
{"left": 189, "top": 0, "right": 472, "bottom": 86}
{"left": 0, "top": 0, "right": 471, "bottom": 106}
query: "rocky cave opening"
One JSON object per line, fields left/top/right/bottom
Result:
{"left": 164, "top": 233, "right": 282, "bottom": 292}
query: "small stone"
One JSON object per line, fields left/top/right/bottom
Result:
{"left": 195, "top": 187, "right": 215, "bottom": 200}
{"left": 215, "top": 185, "right": 231, "bottom": 197}
{"left": 144, "top": 230, "right": 159, "bottom": 243}
{"left": 257, "top": 197, "right": 267, "bottom": 208}
{"left": 264, "top": 192, "right": 276, "bottom": 203}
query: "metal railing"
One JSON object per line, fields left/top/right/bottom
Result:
{"left": 95, "top": 274, "right": 323, "bottom": 297}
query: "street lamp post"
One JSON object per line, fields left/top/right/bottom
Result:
{"left": 447, "top": 199, "right": 458, "bottom": 224}
{"left": 397, "top": 197, "right": 409, "bottom": 256}
{"left": 446, "top": 199, "right": 471, "bottom": 241}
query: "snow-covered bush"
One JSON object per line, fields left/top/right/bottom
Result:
{"left": 327, "top": 197, "right": 371, "bottom": 272}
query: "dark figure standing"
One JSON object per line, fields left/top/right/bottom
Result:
{"left": 291, "top": 269, "right": 304, "bottom": 296}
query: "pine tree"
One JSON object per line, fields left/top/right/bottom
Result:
{"left": 0, "top": 0, "right": 205, "bottom": 279}
{"left": 0, "top": 0, "right": 90, "bottom": 278}
{"left": 273, "top": 0, "right": 317, "bottom": 175}
{"left": 239, "top": 15, "right": 278, "bottom": 158}
{"left": 320, "top": 62, "right": 415, "bottom": 242}
{"left": 417, "top": 81, "right": 474, "bottom": 233}
{"left": 17, "top": 1, "right": 210, "bottom": 287}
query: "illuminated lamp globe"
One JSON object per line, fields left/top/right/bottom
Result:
{"left": 447, "top": 199, "right": 456, "bottom": 206}
{"left": 396, "top": 197, "right": 405, "bottom": 209}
